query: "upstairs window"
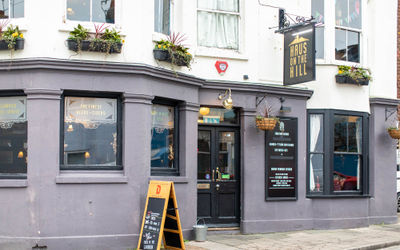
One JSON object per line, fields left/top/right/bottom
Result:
{"left": 197, "top": 0, "right": 239, "bottom": 49}
{"left": 67, "top": 0, "right": 115, "bottom": 23}
{"left": 335, "top": 0, "right": 361, "bottom": 62}
{"left": 154, "top": 0, "right": 170, "bottom": 35}
{"left": 312, "top": 0, "right": 324, "bottom": 59}
{"left": 0, "top": 96, "right": 27, "bottom": 179}
{"left": 0, "top": 0, "right": 24, "bottom": 18}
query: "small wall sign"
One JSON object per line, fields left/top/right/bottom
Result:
{"left": 215, "top": 61, "right": 228, "bottom": 75}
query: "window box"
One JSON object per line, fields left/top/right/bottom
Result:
{"left": 67, "top": 39, "right": 122, "bottom": 54}
{"left": 0, "top": 38, "right": 24, "bottom": 50}
{"left": 335, "top": 75, "right": 369, "bottom": 86}
{"left": 388, "top": 128, "right": 400, "bottom": 139}
{"left": 153, "top": 49, "right": 189, "bottom": 67}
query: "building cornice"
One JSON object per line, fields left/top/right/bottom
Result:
{"left": 370, "top": 97, "right": 400, "bottom": 107}
{"left": 203, "top": 80, "right": 314, "bottom": 99}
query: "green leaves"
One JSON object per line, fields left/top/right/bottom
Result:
{"left": 337, "top": 65, "right": 372, "bottom": 81}
{"left": 68, "top": 24, "right": 89, "bottom": 41}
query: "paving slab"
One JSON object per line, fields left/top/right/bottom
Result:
{"left": 186, "top": 217, "right": 400, "bottom": 250}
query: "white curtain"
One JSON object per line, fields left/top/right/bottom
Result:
{"left": 198, "top": 0, "right": 239, "bottom": 49}
{"left": 309, "top": 114, "right": 322, "bottom": 191}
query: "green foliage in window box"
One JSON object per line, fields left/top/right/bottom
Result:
{"left": 336, "top": 65, "right": 371, "bottom": 85}
{"left": 67, "top": 24, "right": 123, "bottom": 54}
{"left": 153, "top": 32, "right": 192, "bottom": 68}
{"left": 0, "top": 20, "right": 24, "bottom": 50}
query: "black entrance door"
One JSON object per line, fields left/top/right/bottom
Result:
{"left": 197, "top": 126, "right": 240, "bottom": 226}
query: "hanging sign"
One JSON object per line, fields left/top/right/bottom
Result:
{"left": 283, "top": 23, "right": 315, "bottom": 85}
{"left": 137, "top": 181, "right": 185, "bottom": 250}
{"left": 266, "top": 117, "right": 297, "bottom": 200}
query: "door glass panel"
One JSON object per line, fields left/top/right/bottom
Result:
{"left": 198, "top": 131, "right": 211, "bottom": 180}
{"left": 217, "top": 132, "right": 235, "bottom": 180}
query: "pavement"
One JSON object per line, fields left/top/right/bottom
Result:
{"left": 185, "top": 215, "right": 400, "bottom": 250}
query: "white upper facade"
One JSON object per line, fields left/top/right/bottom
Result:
{"left": 0, "top": 0, "right": 396, "bottom": 112}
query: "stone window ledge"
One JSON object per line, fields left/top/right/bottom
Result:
{"left": 0, "top": 179, "right": 28, "bottom": 188}
{"left": 56, "top": 171, "right": 128, "bottom": 184}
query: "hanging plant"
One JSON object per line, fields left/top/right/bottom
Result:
{"left": 153, "top": 32, "right": 193, "bottom": 68}
{"left": 67, "top": 23, "right": 123, "bottom": 54}
{"left": 388, "top": 127, "right": 400, "bottom": 139}
{"left": 255, "top": 98, "right": 279, "bottom": 131}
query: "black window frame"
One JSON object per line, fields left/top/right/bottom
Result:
{"left": 307, "top": 109, "right": 369, "bottom": 197}
{"left": 151, "top": 97, "right": 180, "bottom": 176}
{"left": 60, "top": 91, "right": 123, "bottom": 171}
{"left": 0, "top": 90, "right": 27, "bottom": 179}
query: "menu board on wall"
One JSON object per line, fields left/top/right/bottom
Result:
{"left": 265, "top": 117, "right": 297, "bottom": 200}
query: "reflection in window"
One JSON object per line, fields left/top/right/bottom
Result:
{"left": 198, "top": 131, "right": 211, "bottom": 180}
{"left": 198, "top": 0, "right": 239, "bottom": 49}
{"left": 333, "top": 115, "right": 362, "bottom": 191}
{"left": 335, "top": 0, "right": 361, "bottom": 62}
{"left": 0, "top": 96, "right": 27, "bottom": 178}
{"left": 63, "top": 97, "right": 118, "bottom": 169}
{"left": 67, "top": 0, "right": 115, "bottom": 23}
{"left": 0, "top": 0, "right": 24, "bottom": 19}
{"left": 154, "top": 0, "right": 170, "bottom": 35}
{"left": 312, "top": 0, "right": 324, "bottom": 59}
{"left": 151, "top": 104, "right": 176, "bottom": 171}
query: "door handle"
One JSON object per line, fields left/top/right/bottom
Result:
{"left": 216, "top": 167, "right": 221, "bottom": 181}
{"left": 216, "top": 183, "right": 220, "bottom": 191}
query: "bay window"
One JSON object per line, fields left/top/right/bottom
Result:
{"left": 197, "top": 0, "right": 239, "bottom": 50}
{"left": 0, "top": 95, "right": 27, "bottom": 179}
{"left": 67, "top": 0, "right": 115, "bottom": 23}
{"left": 308, "top": 110, "right": 368, "bottom": 196}
{"left": 61, "top": 94, "right": 122, "bottom": 170}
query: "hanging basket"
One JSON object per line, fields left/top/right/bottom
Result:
{"left": 256, "top": 117, "right": 278, "bottom": 131}
{"left": 388, "top": 128, "right": 400, "bottom": 139}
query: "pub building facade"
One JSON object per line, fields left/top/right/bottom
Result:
{"left": 0, "top": 0, "right": 398, "bottom": 249}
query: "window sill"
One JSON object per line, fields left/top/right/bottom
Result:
{"left": 56, "top": 171, "right": 128, "bottom": 184}
{"left": 307, "top": 194, "right": 370, "bottom": 199}
{"left": 195, "top": 46, "right": 248, "bottom": 61}
{"left": 315, "top": 60, "right": 363, "bottom": 68}
{"left": 58, "top": 21, "right": 126, "bottom": 37}
{"left": 148, "top": 176, "right": 189, "bottom": 184}
{"left": 0, "top": 179, "right": 27, "bottom": 188}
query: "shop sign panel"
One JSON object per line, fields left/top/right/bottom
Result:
{"left": 283, "top": 24, "right": 315, "bottom": 85}
{"left": 65, "top": 97, "right": 116, "bottom": 124}
{"left": 265, "top": 117, "right": 297, "bottom": 200}
{"left": 0, "top": 97, "right": 26, "bottom": 129}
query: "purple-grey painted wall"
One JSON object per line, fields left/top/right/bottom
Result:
{"left": 0, "top": 59, "right": 397, "bottom": 249}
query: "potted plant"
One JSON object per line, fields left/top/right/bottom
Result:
{"left": 256, "top": 101, "right": 279, "bottom": 131}
{"left": 335, "top": 65, "right": 371, "bottom": 86}
{"left": 0, "top": 20, "right": 24, "bottom": 50}
{"left": 153, "top": 32, "right": 192, "bottom": 68}
{"left": 67, "top": 23, "right": 123, "bottom": 54}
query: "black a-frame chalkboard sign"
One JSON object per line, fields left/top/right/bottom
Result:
{"left": 137, "top": 181, "right": 185, "bottom": 250}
